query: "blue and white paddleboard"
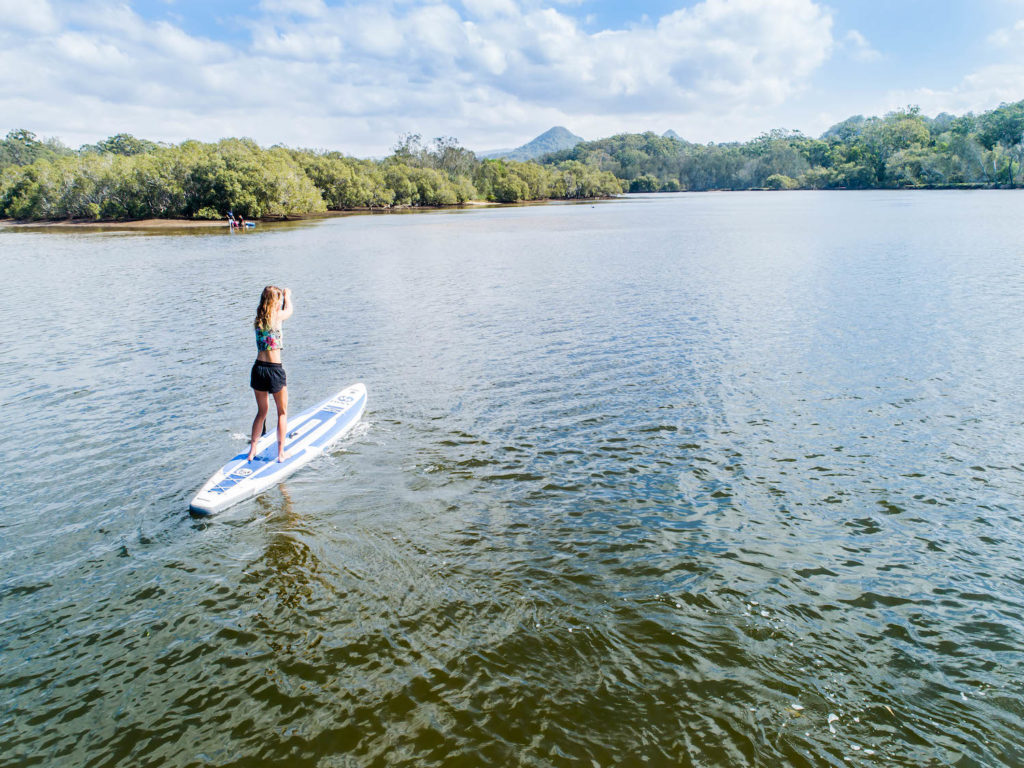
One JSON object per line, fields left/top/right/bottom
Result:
{"left": 189, "top": 383, "right": 367, "bottom": 515}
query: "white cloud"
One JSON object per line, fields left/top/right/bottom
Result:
{"left": 407, "top": 4, "right": 467, "bottom": 56}
{"left": 0, "top": 0, "right": 58, "bottom": 32}
{"left": 988, "top": 19, "right": 1024, "bottom": 47}
{"left": 55, "top": 31, "right": 130, "bottom": 70}
{"left": 251, "top": 26, "right": 342, "bottom": 59}
{"left": 341, "top": 6, "right": 406, "bottom": 58}
{"left": 259, "top": 0, "right": 327, "bottom": 17}
{"left": 64, "top": 2, "right": 146, "bottom": 36}
{"left": 460, "top": 0, "right": 518, "bottom": 19}
{"left": 0, "top": 0, "right": 837, "bottom": 155}
{"left": 887, "top": 64, "right": 1024, "bottom": 117}
{"left": 843, "top": 29, "right": 881, "bottom": 62}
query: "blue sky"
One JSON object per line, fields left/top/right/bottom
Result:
{"left": 3, "top": 0, "right": 1024, "bottom": 156}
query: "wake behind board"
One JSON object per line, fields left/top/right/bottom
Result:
{"left": 189, "top": 383, "right": 366, "bottom": 516}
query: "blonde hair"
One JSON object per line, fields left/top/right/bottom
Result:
{"left": 254, "top": 285, "right": 283, "bottom": 330}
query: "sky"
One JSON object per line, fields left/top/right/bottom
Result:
{"left": 2, "top": 0, "right": 1024, "bottom": 156}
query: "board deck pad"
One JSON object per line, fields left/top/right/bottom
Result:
{"left": 189, "top": 383, "right": 366, "bottom": 515}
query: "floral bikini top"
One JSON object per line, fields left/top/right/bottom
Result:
{"left": 256, "top": 325, "right": 283, "bottom": 352}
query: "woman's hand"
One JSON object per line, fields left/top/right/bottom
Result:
{"left": 280, "top": 288, "right": 294, "bottom": 321}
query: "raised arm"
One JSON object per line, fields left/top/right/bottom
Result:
{"left": 279, "top": 288, "right": 294, "bottom": 322}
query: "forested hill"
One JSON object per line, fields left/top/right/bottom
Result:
{"left": 484, "top": 126, "right": 584, "bottom": 162}
{"left": 2, "top": 100, "right": 1024, "bottom": 222}
{"left": 541, "top": 101, "right": 1024, "bottom": 192}
{"left": 0, "top": 132, "right": 620, "bottom": 221}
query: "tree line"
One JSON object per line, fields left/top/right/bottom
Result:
{"left": 543, "top": 100, "right": 1024, "bottom": 192}
{"left": 0, "top": 131, "right": 621, "bottom": 221}
{"left": 2, "top": 99, "right": 1023, "bottom": 221}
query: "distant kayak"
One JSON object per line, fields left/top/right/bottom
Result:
{"left": 189, "top": 383, "right": 367, "bottom": 515}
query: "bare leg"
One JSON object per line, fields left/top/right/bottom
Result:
{"left": 273, "top": 386, "right": 289, "bottom": 462}
{"left": 248, "top": 389, "right": 270, "bottom": 460}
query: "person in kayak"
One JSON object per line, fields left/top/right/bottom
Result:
{"left": 248, "top": 285, "right": 293, "bottom": 462}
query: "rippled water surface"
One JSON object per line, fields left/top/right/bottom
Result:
{"left": 4, "top": 192, "right": 1024, "bottom": 766}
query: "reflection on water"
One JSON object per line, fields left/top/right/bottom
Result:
{"left": 3, "top": 192, "right": 1024, "bottom": 766}
{"left": 248, "top": 486, "right": 315, "bottom": 610}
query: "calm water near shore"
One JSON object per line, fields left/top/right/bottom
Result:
{"left": 3, "top": 191, "right": 1024, "bottom": 766}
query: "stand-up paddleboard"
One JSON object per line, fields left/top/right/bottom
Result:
{"left": 189, "top": 383, "right": 367, "bottom": 515}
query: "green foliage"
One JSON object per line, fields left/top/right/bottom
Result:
{"left": 765, "top": 174, "right": 799, "bottom": 190}
{"left": 629, "top": 174, "right": 660, "bottom": 193}
{"left": 0, "top": 139, "right": 326, "bottom": 221}
{"left": 474, "top": 159, "right": 559, "bottom": 202}
{"left": 85, "top": 133, "right": 161, "bottom": 156}
{"left": 798, "top": 167, "right": 836, "bottom": 190}
{"left": 0, "top": 129, "right": 72, "bottom": 172}
{"left": 5, "top": 99, "right": 1024, "bottom": 221}
{"left": 821, "top": 115, "right": 867, "bottom": 142}
{"left": 549, "top": 161, "right": 622, "bottom": 198}
{"left": 300, "top": 154, "right": 394, "bottom": 208}
{"left": 977, "top": 101, "right": 1024, "bottom": 185}
{"left": 0, "top": 127, "right": 609, "bottom": 221}
{"left": 538, "top": 100, "right": 1024, "bottom": 192}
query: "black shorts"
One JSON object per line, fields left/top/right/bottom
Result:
{"left": 250, "top": 360, "right": 287, "bottom": 393}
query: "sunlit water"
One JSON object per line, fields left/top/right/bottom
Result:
{"left": 3, "top": 192, "right": 1024, "bottom": 767}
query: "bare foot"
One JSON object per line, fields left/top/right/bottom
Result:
{"left": 277, "top": 452, "right": 290, "bottom": 463}
{"left": 247, "top": 451, "right": 256, "bottom": 462}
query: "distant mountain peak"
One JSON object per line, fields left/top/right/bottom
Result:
{"left": 480, "top": 126, "right": 584, "bottom": 161}
{"left": 534, "top": 126, "right": 579, "bottom": 141}
{"left": 663, "top": 129, "right": 683, "bottom": 140}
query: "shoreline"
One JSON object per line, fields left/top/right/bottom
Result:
{"left": 0, "top": 217, "right": 231, "bottom": 230}
{"left": 0, "top": 200, "right": 517, "bottom": 231}
{"left": 0, "top": 188, "right": 1011, "bottom": 232}
{"left": 2, "top": 184, "right": 1017, "bottom": 232}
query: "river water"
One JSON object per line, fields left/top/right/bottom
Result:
{"left": 3, "top": 191, "right": 1024, "bottom": 766}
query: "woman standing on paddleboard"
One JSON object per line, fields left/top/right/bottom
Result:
{"left": 249, "top": 285, "right": 293, "bottom": 462}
